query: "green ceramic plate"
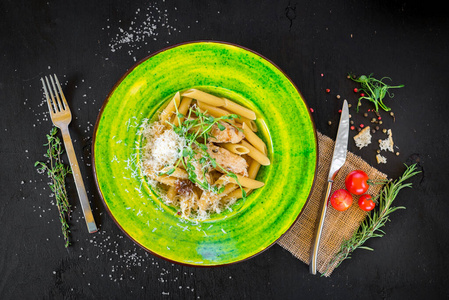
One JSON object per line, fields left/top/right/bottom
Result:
{"left": 93, "top": 41, "right": 317, "bottom": 266}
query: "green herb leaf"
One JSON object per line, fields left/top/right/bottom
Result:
{"left": 35, "top": 127, "right": 72, "bottom": 248}
{"left": 217, "top": 123, "right": 226, "bottom": 131}
{"left": 350, "top": 73, "right": 404, "bottom": 112}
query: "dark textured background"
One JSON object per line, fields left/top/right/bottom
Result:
{"left": 1, "top": 0, "right": 448, "bottom": 299}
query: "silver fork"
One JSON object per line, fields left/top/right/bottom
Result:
{"left": 41, "top": 74, "right": 98, "bottom": 233}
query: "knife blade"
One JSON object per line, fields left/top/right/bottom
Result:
{"left": 309, "top": 100, "right": 349, "bottom": 275}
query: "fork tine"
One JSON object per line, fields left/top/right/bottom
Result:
{"left": 53, "top": 74, "right": 69, "bottom": 110}
{"left": 49, "top": 75, "right": 64, "bottom": 111}
{"left": 45, "top": 76, "right": 60, "bottom": 112}
{"left": 41, "top": 77, "right": 56, "bottom": 115}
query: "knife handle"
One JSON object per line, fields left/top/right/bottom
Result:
{"left": 309, "top": 180, "right": 333, "bottom": 275}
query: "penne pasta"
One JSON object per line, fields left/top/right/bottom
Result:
{"left": 152, "top": 174, "right": 178, "bottom": 187}
{"left": 173, "top": 97, "right": 193, "bottom": 126}
{"left": 222, "top": 187, "right": 251, "bottom": 202}
{"left": 242, "top": 123, "right": 267, "bottom": 154}
{"left": 239, "top": 140, "right": 270, "bottom": 166}
{"left": 226, "top": 174, "right": 264, "bottom": 189}
{"left": 222, "top": 98, "right": 257, "bottom": 120}
{"left": 167, "top": 186, "right": 177, "bottom": 202}
{"left": 159, "top": 167, "right": 189, "bottom": 179}
{"left": 247, "top": 160, "right": 261, "bottom": 180}
{"left": 221, "top": 143, "right": 250, "bottom": 155}
{"left": 160, "top": 91, "right": 181, "bottom": 123}
{"left": 197, "top": 101, "right": 235, "bottom": 123}
{"left": 235, "top": 116, "right": 258, "bottom": 132}
{"left": 182, "top": 89, "right": 225, "bottom": 107}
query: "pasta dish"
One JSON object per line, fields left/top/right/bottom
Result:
{"left": 142, "top": 89, "right": 269, "bottom": 219}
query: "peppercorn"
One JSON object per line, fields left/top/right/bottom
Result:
{"left": 371, "top": 129, "right": 376, "bottom": 134}
{"left": 348, "top": 103, "right": 352, "bottom": 108}
{"left": 379, "top": 121, "right": 383, "bottom": 124}
{"left": 350, "top": 120, "right": 354, "bottom": 125}
{"left": 375, "top": 126, "right": 380, "bottom": 130}
{"left": 357, "top": 127, "right": 361, "bottom": 132}
{"left": 396, "top": 152, "right": 400, "bottom": 156}
{"left": 328, "top": 120, "right": 332, "bottom": 125}
{"left": 336, "top": 95, "right": 341, "bottom": 99}
{"left": 363, "top": 113, "right": 368, "bottom": 117}
{"left": 382, "top": 129, "right": 387, "bottom": 133}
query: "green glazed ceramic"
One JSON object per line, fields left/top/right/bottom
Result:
{"left": 93, "top": 41, "right": 317, "bottom": 266}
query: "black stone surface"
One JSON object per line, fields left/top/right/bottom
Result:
{"left": 1, "top": 0, "right": 448, "bottom": 299}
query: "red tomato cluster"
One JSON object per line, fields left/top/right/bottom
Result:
{"left": 329, "top": 170, "right": 376, "bottom": 212}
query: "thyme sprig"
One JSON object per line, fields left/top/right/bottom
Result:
{"left": 350, "top": 73, "right": 404, "bottom": 112}
{"left": 35, "top": 127, "right": 72, "bottom": 247}
{"left": 324, "top": 163, "right": 420, "bottom": 275}
{"left": 163, "top": 104, "right": 246, "bottom": 200}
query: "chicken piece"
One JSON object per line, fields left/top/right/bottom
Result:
{"left": 209, "top": 121, "right": 245, "bottom": 144}
{"left": 207, "top": 144, "right": 248, "bottom": 176}
{"left": 188, "top": 152, "right": 213, "bottom": 186}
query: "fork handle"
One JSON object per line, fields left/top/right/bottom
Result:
{"left": 309, "top": 180, "right": 333, "bottom": 274}
{"left": 60, "top": 126, "right": 98, "bottom": 233}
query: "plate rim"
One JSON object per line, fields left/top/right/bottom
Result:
{"left": 91, "top": 40, "right": 318, "bottom": 267}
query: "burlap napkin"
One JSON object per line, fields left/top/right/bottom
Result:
{"left": 277, "top": 132, "right": 387, "bottom": 276}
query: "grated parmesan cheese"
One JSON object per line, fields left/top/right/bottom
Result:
{"left": 142, "top": 122, "right": 185, "bottom": 174}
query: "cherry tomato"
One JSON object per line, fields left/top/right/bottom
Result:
{"left": 345, "top": 170, "right": 369, "bottom": 195}
{"left": 330, "top": 189, "right": 353, "bottom": 211}
{"left": 358, "top": 194, "right": 376, "bottom": 211}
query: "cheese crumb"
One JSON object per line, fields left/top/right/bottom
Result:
{"left": 379, "top": 129, "right": 394, "bottom": 152}
{"left": 353, "top": 126, "right": 372, "bottom": 149}
{"left": 376, "top": 154, "right": 387, "bottom": 164}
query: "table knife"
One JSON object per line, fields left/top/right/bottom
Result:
{"left": 309, "top": 100, "right": 349, "bottom": 275}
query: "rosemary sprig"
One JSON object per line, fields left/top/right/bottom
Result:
{"left": 350, "top": 73, "right": 404, "bottom": 112}
{"left": 35, "top": 127, "right": 72, "bottom": 247}
{"left": 324, "top": 163, "right": 420, "bottom": 275}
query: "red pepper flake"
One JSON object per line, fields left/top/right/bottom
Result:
{"left": 378, "top": 116, "right": 382, "bottom": 120}
{"left": 350, "top": 125, "right": 355, "bottom": 130}
{"left": 325, "top": 88, "right": 330, "bottom": 93}
{"left": 353, "top": 88, "right": 358, "bottom": 93}
{"left": 360, "top": 93, "right": 365, "bottom": 97}
{"left": 310, "top": 108, "right": 314, "bottom": 113}
{"left": 177, "top": 211, "right": 181, "bottom": 215}
{"left": 321, "top": 73, "right": 324, "bottom": 77}
{"left": 338, "top": 109, "right": 342, "bottom": 113}
{"left": 360, "top": 124, "right": 365, "bottom": 128}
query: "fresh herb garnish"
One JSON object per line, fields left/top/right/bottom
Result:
{"left": 35, "top": 127, "right": 72, "bottom": 247}
{"left": 323, "top": 164, "right": 420, "bottom": 275}
{"left": 350, "top": 73, "right": 404, "bottom": 112}
{"left": 166, "top": 103, "right": 246, "bottom": 199}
